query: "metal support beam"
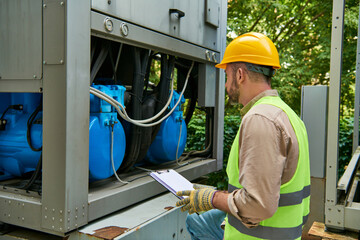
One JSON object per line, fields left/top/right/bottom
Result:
{"left": 41, "top": 0, "right": 90, "bottom": 234}
{"left": 325, "top": 0, "right": 345, "bottom": 230}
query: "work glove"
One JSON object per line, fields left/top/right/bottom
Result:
{"left": 176, "top": 185, "right": 217, "bottom": 214}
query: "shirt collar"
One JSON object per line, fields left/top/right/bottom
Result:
{"left": 240, "top": 90, "right": 279, "bottom": 116}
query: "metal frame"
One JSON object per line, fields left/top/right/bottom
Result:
{"left": 325, "top": 0, "right": 360, "bottom": 231}
{"left": 353, "top": 3, "right": 360, "bottom": 154}
{"left": 0, "top": 0, "right": 226, "bottom": 236}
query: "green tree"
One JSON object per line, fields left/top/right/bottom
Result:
{"left": 227, "top": 0, "right": 358, "bottom": 116}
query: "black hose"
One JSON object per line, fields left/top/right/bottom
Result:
{"left": 120, "top": 48, "right": 147, "bottom": 172}
{"left": 27, "top": 104, "right": 42, "bottom": 152}
{"left": 19, "top": 153, "right": 42, "bottom": 190}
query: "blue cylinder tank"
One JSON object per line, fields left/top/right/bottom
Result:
{"left": 0, "top": 93, "right": 42, "bottom": 180}
{"left": 145, "top": 91, "right": 187, "bottom": 164}
{"left": 89, "top": 85, "right": 126, "bottom": 181}
{"left": 0, "top": 85, "right": 126, "bottom": 182}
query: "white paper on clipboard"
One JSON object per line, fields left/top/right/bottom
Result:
{"left": 150, "top": 169, "right": 194, "bottom": 199}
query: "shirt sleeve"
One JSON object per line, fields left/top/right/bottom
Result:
{"left": 227, "top": 112, "right": 288, "bottom": 228}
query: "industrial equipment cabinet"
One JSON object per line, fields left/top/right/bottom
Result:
{"left": 0, "top": 0, "right": 227, "bottom": 237}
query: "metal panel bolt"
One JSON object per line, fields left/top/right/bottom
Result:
{"left": 173, "top": 233, "right": 176, "bottom": 238}
{"left": 45, "top": 216, "right": 47, "bottom": 219}
{"left": 337, "top": 222, "right": 341, "bottom": 224}
{"left": 212, "top": 53, "right": 217, "bottom": 63}
{"left": 337, "top": 209, "right": 341, "bottom": 212}
{"left": 328, "top": 208, "right": 331, "bottom": 211}
{"left": 8, "top": 214, "right": 10, "bottom": 218}
{"left": 52, "top": 217, "right": 55, "bottom": 221}
{"left": 60, "top": 60, "right": 64, "bottom": 64}
{"left": 45, "top": 207, "right": 47, "bottom": 211}
{"left": 328, "top": 220, "right": 331, "bottom": 223}
{"left": 33, "top": 75, "right": 37, "bottom": 79}
{"left": 52, "top": 209, "right": 55, "bottom": 212}
{"left": 60, "top": 219, "right": 63, "bottom": 222}
{"left": 205, "top": 51, "right": 211, "bottom": 61}
{"left": 60, "top": 2, "right": 64, "bottom": 6}
{"left": 43, "top": 4, "right": 46, "bottom": 8}
{"left": 22, "top": 217, "right": 24, "bottom": 221}
{"left": 104, "top": 18, "right": 114, "bottom": 32}
{"left": 120, "top": 23, "right": 129, "bottom": 36}
{"left": 60, "top": 210, "right": 63, "bottom": 214}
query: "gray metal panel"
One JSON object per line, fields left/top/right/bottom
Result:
{"left": 198, "top": 63, "right": 216, "bottom": 107}
{"left": 90, "top": 11, "right": 220, "bottom": 64}
{"left": 91, "top": 0, "right": 219, "bottom": 51}
{"left": 344, "top": 206, "right": 360, "bottom": 231}
{"left": 41, "top": 0, "right": 90, "bottom": 234}
{"left": 0, "top": 79, "right": 42, "bottom": 93}
{"left": 325, "top": 0, "right": 345, "bottom": 230}
{"left": 43, "top": 0, "right": 65, "bottom": 65}
{"left": 88, "top": 159, "right": 217, "bottom": 221}
{"left": 0, "top": 0, "right": 42, "bottom": 80}
{"left": 205, "top": 0, "right": 220, "bottom": 28}
{"left": 78, "top": 193, "right": 190, "bottom": 240}
{"left": 301, "top": 85, "right": 328, "bottom": 178}
{"left": 0, "top": 191, "right": 42, "bottom": 231}
{"left": 353, "top": 4, "right": 360, "bottom": 154}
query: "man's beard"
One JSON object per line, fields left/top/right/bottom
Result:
{"left": 227, "top": 75, "right": 239, "bottom": 104}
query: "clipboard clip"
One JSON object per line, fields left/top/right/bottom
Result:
{"left": 155, "top": 169, "right": 170, "bottom": 174}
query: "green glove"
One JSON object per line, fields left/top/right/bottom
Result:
{"left": 176, "top": 185, "right": 217, "bottom": 214}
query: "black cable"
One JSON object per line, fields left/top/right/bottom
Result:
{"left": 26, "top": 104, "right": 42, "bottom": 152}
{"left": 1, "top": 104, "right": 23, "bottom": 120}
{"left": 19, "top": 153, "right": 42, "bottom": 190}
{"left": 0, "top": 106, "right": 11, "bottom": 120}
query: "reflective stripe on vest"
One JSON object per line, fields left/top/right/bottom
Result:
{"left": 228, "top": 213, "right": 309, "bottom": 240}
{"left": 228, "top": 184, "right": 310, "bottom": 207}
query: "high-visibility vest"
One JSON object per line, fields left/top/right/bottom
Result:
{"left": 224, "top": 96, "right": 310, "bottom": 240}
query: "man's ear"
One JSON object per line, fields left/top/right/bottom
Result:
{"left": 236, "top": 67, "right": 246, "bottom": 85}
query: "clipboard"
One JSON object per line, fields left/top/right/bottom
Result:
{"left": 150, "top": 169, "right": 194, "bottom": 199}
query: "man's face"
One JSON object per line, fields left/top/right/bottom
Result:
{"left": 225, "top": 65, "right": 240, "bottom": 104}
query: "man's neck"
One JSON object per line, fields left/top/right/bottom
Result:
{"left": 241, "top": 83, "right": 272, "bottom": 106}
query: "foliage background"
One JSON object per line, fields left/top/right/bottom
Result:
{"left": 186, "top": 0, "right": 359, "bottom": 189}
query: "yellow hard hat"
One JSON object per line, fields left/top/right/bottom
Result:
{"left": 215, "top": 32, "right": 281, "bottom": 70}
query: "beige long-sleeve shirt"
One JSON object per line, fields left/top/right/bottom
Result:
{"left": 227, "top": 90, "right": 299, "bottom": 228}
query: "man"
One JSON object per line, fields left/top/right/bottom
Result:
{"left": 176, "top": 32, "right": 310, "bottom": 240}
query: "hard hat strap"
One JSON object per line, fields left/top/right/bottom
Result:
{"left": 245, "top": 63, "right": 275, "bottom": 77}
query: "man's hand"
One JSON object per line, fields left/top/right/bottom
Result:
{"left": 176, "top": 185, "right": 217, "bottom": 214}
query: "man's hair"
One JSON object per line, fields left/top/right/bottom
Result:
{"left": 230, "top": 62, "right": 272, "bottom": 85}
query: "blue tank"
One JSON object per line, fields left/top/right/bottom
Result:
{"left": 0, "top": 93, "right": 42, "bottom": 180}
{"left": 89, "top": 85, "right": 126, "bottom": 181}
{"left": 0, "top": 85, "right": 126, "bottom": 182}
{"left": 145, "top": 91, "right": 187, "bottom": 164}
